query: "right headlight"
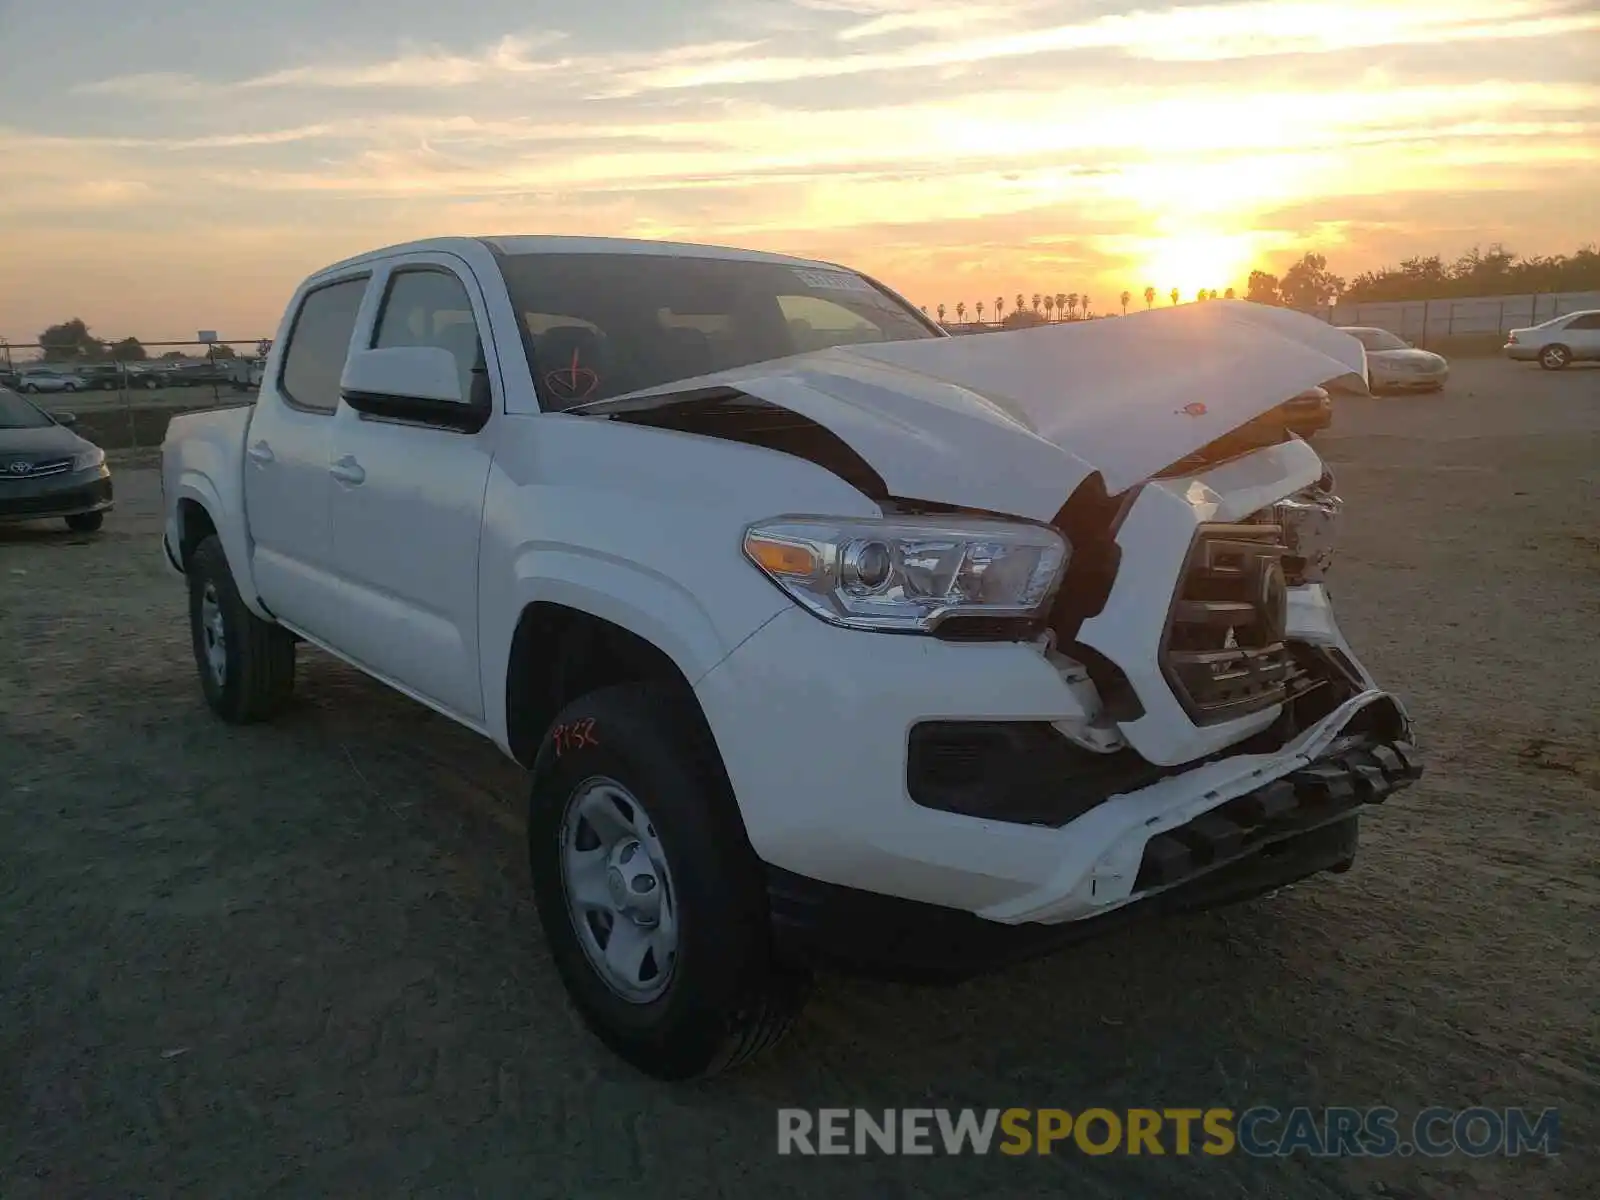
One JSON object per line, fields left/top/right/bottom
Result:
{"left": 743, "top": 515, "right": 1070, "bottom": 633}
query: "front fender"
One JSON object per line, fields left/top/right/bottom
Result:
{"left": 510, "top": 546, "right": 783, "bottom": 688}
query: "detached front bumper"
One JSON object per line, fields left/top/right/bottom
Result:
{"left": 0, "top": 467, "right": 113, "bottom": 524}
{"left": 771, "top": 717, "right": 1420, "bottom": 979}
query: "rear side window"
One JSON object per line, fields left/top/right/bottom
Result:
{"left": 1565, "top": 313, "right": 1600, "bottom": 330}
{"left": 278, "top": 277, "right": 369, "bottom": 413}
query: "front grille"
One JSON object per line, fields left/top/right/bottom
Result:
{"left": 1161, "top": 521, "right": 1296, "bottom": 725}
{"left": 0, "top": 457, "right": 72, "bottom": 481}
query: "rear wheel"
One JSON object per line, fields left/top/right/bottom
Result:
{"left": 527, "top": 682, "right": 809, "bottom": 1080}
{"left": 1539, "top": 344, "right": 1571, "bottom": 370}
{"left": 65, "top": 511, "right": 104, "bottom": 533}
{"left": 187, "top": 535, "right": 296, "bottom": 722}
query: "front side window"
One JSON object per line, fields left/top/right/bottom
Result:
{"left": 493, "top": 252, "right": 939, "bottom": 410}
{"left": 279, "top": 276, "right": 369, "bottom": 413}
{"left": 371, "top": 268, "right": 484, "bottom": 404}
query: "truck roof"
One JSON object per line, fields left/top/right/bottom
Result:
{"left": 310, "top": 235, "right": 844, "bottom": 280}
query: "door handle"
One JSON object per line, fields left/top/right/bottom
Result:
{"left": 247, "top": 441, "right": 274, "bottom": 464}
{"left": 330, "top": 455, "right": 365, "bottom": 485}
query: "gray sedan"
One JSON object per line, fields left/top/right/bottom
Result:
{"left": 1340, "top": 327, "right": 1448, "bottom": 393}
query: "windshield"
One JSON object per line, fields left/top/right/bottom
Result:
{"left": 1348, "top": 328, "right": 1408, "bottom": 351}
{"left": 493, "top": 252, "right": 940, "bottom": 409}
{"left": 0, "top": 388, "right": 55, "bottom": 430}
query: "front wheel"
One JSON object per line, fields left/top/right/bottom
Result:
{"left": 1539, "top": 344, "right": 1572, "bottom": 370}
{"left": 65, "top": 511, "right": 104, "bottom": 533}
{"left": 527, "top": 682, "right": 809, "bottom": 1080}
{"left": 187, "top": 535, "right": 296, "bottom": 722}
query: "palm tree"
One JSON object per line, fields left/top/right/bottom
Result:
{"left": 1120, "top": 290, "right": 1131, "bottom": 315}
{"left": 1015, "top": 293, "right": 1025, "bottom": 316}
{"left": 995, "top": 295, "right": 1005, "bottom": 322}
{"left": 1082, "top": 294, "right": 1092, "bottom": 317}
{"left": 1197, "top": 288, "right": 1208, "bottom": 302}
{"left": 1170, "top": 288, "right": 1180, "bottom": 306}
{"left": 919, "top": 305, "right": 928, "bottom": 315}
{"left": 955, "top": 302, "right": 966, "bottom": 323}
{"left": 1143, "top": 286, "right": 1156, "bottom": 309}
{"left": 1042, "top": 296, "right": 1054, "bottom": 321}
{"left": 975, "top": 300, "right": 984, "bottom": 323}
{"left": 1224, "top": 287, "right": 1236, "bottom": 300}
{"left": 1054, "top": 292, "right": 1067, "bottom": 320}
{"left": 937, "top": 303, "right": 946, "bottom": 322}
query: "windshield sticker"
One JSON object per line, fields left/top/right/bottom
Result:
{"left": 791, "top": 268, "right": 873, "bottom": 293}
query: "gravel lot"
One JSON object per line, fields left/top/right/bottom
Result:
{"left": 2, "top": 358, "right": 1596, "bottom": 1198}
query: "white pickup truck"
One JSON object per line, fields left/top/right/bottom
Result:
{"left": 161, "top": 236, "right": 1422, "bottom": 1080}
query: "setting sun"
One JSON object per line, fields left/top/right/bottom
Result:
{"left": 1128, "top": 232, "right": 1264, "bottom": 301}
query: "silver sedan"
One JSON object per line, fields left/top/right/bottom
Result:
{"left": 1340, "top": 327, "right": 1449, "bottom": 393}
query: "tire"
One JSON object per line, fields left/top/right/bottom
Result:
{"left": 20, "top": 383, "right": 36, "bottom": 394}
{"left": 1539, "top": 344, "right": 1571, "bottom": 370}
{"left": 187, "top": 535, "right": 296, "bottom": 723}
{"left": 527, "top": 681, "right": 809, "bottom": 1080}
{"left": 63, "top": 382, "right": 78, "bottom": 392}
{"left": 65, "top": 511, "right": 104, "bottom": 533}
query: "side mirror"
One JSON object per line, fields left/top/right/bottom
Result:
{"left": 54, "top": 411, "right": 78, "bottom": 427}
{"left": 339, "top": 346, "right": 488, "bottom": 433}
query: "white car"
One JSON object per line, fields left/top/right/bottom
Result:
{"left": 14, "top": 369, "right": 84, "bottom": 394}
{"left": 1337, "top": 327, "right": 1448, "bottom": 392}
{"left": 159, "top": 240, "right": 1421, "bottom": 1080}
{"left": 1504, "top": 309, "right": 1600, "bottom": 370}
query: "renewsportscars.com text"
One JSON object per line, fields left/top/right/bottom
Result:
{"left": 776, "top": 1107, "right": 1560, "bottom": 1158}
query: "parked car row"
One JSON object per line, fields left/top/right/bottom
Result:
{"left": 0, "top": 359, "right": 259, "bottom": 393}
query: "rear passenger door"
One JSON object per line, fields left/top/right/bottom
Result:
{"left": 1562, "top": 313, "right": 1600, "bottom": 358}
{"left": 319, "top": 255, "right": 499, "bottom": 724}
{"left": 245, "top": 273, "right": 369, "bottom": 634}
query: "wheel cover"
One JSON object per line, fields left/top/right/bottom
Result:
{"left": 1542, "top": 346, "right": 1566, "bottom": 366}
{"left": 559, "top": 776, "right": 679, "bottom": 1004}
{"left": 200, "top": 582, "right": 227, "bottom": 687}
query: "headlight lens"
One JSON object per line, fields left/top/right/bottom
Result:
{"left": 73, "top": 447, "right": 105, "bottom": 471}
{"left": 744, "top": 515, "right": 1070, "bottom": 632}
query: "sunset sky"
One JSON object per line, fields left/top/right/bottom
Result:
{"left": 2, "top": 0, "right": 1597, "bottom": 343}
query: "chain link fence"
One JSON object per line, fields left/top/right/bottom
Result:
{"left": 1326, "top": 290, "right": 1600, "bottom": 353}
{"left": 0, "top": 337, "right": 273, "bottom": 451}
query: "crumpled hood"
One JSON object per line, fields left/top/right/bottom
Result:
{"left": 582, "top": 299, "right": 1368, "bottom": 522}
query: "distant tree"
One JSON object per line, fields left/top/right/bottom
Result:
{"left": 1066, "top": 293, "right": 1078, "bottom": 320}
{"left": 994, "top": 295, "right": 1005, "bottom": 321}
{"left": 207, "top": 343, "right": 239, "bottom": 359}
{"left": 1001, "top": 309, "right": 1047, "bottom": 329}
{"left": 1042, "top": 296, "right": 1055, "bottom": 321}
{"left": 1245, "top": 270, "right": 1281, "bottom": 305}
{"left": 975, "top": 300, "right": 984, "bottom": 322}
{"left": 936, "top": 303, "right": 946, "bottom": 322}
{"left": 1142, "top": 286, "right": 1155, "bottom": 309}
{"left": 109, "top": 337, "right": 147, "bottom": 361}
{"left": 1015, "top": 293, "right": 1025, "bottom": 315}
{"left": 1279, "top": 252, "right": 1345, "bottom": 311}
{"left": 1169, "top": 288, "right": 1180, "bottom": 306}
{"left": 1031, "top": 293, "right": 1042, "bottom": 314}
{"left": 955, "top": 302, "right": 966, "bottom": 323}
{"left": 1054, "top": 292, "right": 1067, "bottom": 319}
{"left": 1224, "top": 287, "right": 1236, "bottom": 300}
{"left": 1120, "top": 290, "right": 1131, "bottom": 315}
{"left": 160, "top": 350, "right": 188, "bottom": 360}
{"left": 919, "top": 305, "right": 928, "bottom": 315}
{"left": 38, "top": 318, "right": 106, "bottom": 362}
{"left": 1081, "top": 294, "right": 1091, "bottom": 317}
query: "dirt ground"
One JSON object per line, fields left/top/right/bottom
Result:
{"left": 2, "top": 358, "right": 1596, "bottom": 1198}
